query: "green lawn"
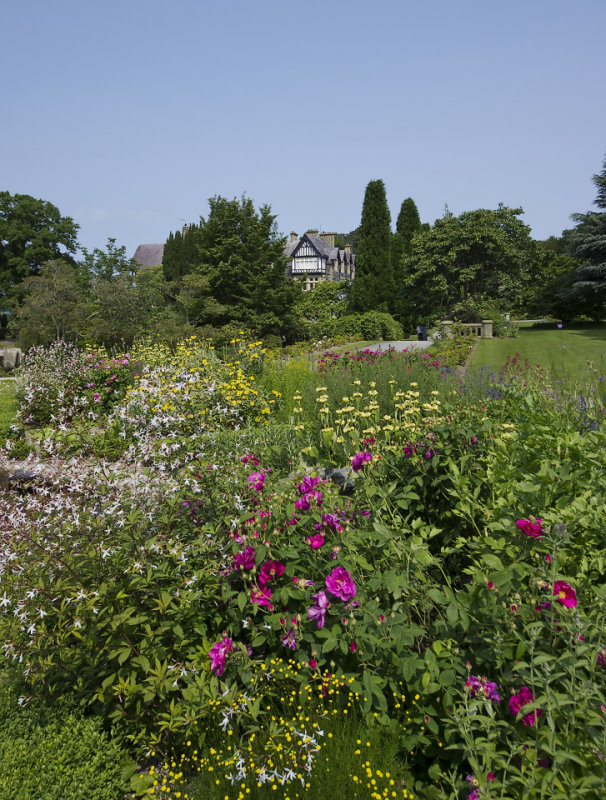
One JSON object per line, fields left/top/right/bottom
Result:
{"left": 471, "top": 323, "right": 606, "bottom": 389}
{"left": 0, "top": 381, "right": 18, "bottom": 434}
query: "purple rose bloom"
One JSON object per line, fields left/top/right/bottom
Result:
{"left": 326, "top": 566, "right": 357, "bottom": 602}
{"left": 209, "top": 636, "right": 233, "bottom": 676}
{"left": 510, "top": 686, "right": 542, "bottom": 726}
{"left": 234, "top": 545, "right": 256, "bottom": 571}
{"left": 299, "top": 475, "right": 320, "bottom": 495}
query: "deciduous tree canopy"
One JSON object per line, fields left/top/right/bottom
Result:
{"left": 0, "top": 191, "right": 79, "bottom": 298}
{"left": 403, "top": 205, "right": 542, "bottom": 319}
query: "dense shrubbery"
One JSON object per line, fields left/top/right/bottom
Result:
{"left": 1, "top": 338, "right": 605, "bottom": 798}
{"left": 0, "top": 674, "right": 129, "bottom": 800}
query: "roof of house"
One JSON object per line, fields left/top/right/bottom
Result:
{"left": 286, "top": 234, "right": 355, "bottom": 266}
{"left": 133, "top": 243, "right": 164, "bottom": 268}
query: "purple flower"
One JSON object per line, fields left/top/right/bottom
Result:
{"left": 315, "top": 512, "right": 344, "bottom": 533}
{"left": 307, "top": 590, "right": 330, "bottom": 629}
{"left": 247, "top": 471, "right": 266, "bottom": 492}
{"left": 465, "top": 675, "right": 501, "bottom": 702}
{"left": 295, "top": 490, "right": 322, "bottom": 511}
{"left": 258, "top": 560, "right": 285, "bottom": 586}
{"left": 209, "top": 636, "right": 233, "bottom": 676}
{"left": 326, "top": 566, "right": 357, "bottom": 602}
{"left": 351, "top": 451, "right": 373, "bottom": 472}
{"left": 281, "top": 628, "right": 297, "bottom": 651}
{"left": 597, "top": 649, "right": 606, "bottom": 667}
{"left": 299, "top": 475, "right": 320, "bottom": 495}
{"left": 557, "top": 323, "right": 563, "bottom": 329}
{"left": 233, "top": 546, "right": 256, "bottom": 571}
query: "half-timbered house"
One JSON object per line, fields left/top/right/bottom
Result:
{"left": 284, "top": 230, "right": 355, "bottom": 291}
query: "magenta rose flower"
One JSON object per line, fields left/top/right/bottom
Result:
{"left": 258, "top": 560, "right": 285, "bottom": 586}
{"left": 351, "top": 451, "right": 372, "bottom": 472}
{"left": 247, "top": 471, "right": 266, "bottom": 492}
{"left": 251, "top": 586, "right": 274, "bottom": 610}
{"left": 233, "top": 546, "right": 256, "bottom": 571}
{"left": 325, "top": 566, "right": 357, "bottom": 602}
{"left": 509, "top": 686, "right": 542, "bottom": 726}
{"left": 553, "top": 580, "right": 577, "bottom": 608}
{"left": 516, "top": 518, "right": 543, "bottom": 538}
{"left": 305, "top": 533, "right": 325, "bottom": 549}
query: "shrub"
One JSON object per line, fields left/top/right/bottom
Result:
{"left": 0, "top": 677, "right": 129, "bottom": 800}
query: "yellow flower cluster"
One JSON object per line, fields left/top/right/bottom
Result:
{"left": 119, "top": 336, "right": 278, "bottom": 433}
{"left": 137, "top": 658, "right": 414, "bottom": 799}
{"left": 293, "top": 380, "right": 448, "bottom": 455}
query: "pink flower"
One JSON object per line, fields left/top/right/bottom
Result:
{"left": 209, "top": 636, "right": 233, "bottom": 676}
{"left": 251, "top": 586, "right": 273, "bottom": 609}
{"left": 509, "top": 686, "right": 542, "bottom": 726}
{"left": 247, "top": 471, "right": 266, "bottom": 492}
{"left": 305, "top": 533, "right": 325, "bottom": 549}
{"left": 326, "top": 566, "right": 357, "bottom": 602}
{"left": 597, "top": 649, "right": 606, "bottom": 667}
{"left": 258, "top": 560, "right": 285, "bottom": 586}
{"left": 516, "top": 518, "right": 543, "bottom": 538}
{"left": 309, "top": 658, "right": 317, "bottom": 669}
{"left": 350, "top": 640, "right": 357, "bottom": 652}
{"left": 553, "top": 580, "right": 577, "bottom": 608}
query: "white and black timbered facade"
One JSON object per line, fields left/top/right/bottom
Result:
{"left": 284, "top": 230, "right": 355, "bottom": 291}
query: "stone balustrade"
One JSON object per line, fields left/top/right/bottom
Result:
{"left": 441, "top": 320, "right": 493, "bottom": 338}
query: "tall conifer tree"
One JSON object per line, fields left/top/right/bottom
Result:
{"left": 349, "top": 179, "right": 392, "bottom": 312}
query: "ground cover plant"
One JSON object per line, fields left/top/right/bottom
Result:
{"left": 0, "top": 335, "right": 605, "bottom": 799}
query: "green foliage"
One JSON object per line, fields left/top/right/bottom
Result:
{"left": 0, "top": 191, "right": 79, "bottom": 299}
{"left": 14, "top": 259, "right": 93, "bottom": 349}
{"left": 193, "top": 195, "right": 301, "bottom": 340}
{"left": 162, "top": 223, "right": 202, "bottom": 283}
{"left": 349, "top": 180, "right": 393, "bottom": 313}
{"left": 0, "top": 677, "right": 129, "bottom": 800}
{"left": 332, "top": 311, "right": 403, "bottom": 341}
{"left": 404, "top": 205, "right": 543, "bottom": 320}
{"left": 79, "top": 237, "right": 135, "bottom": 282}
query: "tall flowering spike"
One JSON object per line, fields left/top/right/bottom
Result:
{"left": 516, "top": 518, "right": 543, "bottom": 538}
{"left": 553, "top": 580, "right": 577, "bottom": 608}
{"left": 325, "top": 566, "right": 357, "bottom": 602}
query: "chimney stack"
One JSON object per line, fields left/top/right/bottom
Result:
{"left": 344, "top": 243, "right": 352, "bottom": 253}
{"left": 320, "top": 232, "right": 335, "bottom": 248}
{"left": 306, "top": 229, "right": 319, "bottom": 238}
{"left": 290, "top": 231, "right": 298, "bottom": 243}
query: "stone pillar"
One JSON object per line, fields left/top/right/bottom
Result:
{"left": 481, "top": 319, "right": 493, "bottom": 338}
{"left": 441, "top": 320, "right": 454, "bottom": 338}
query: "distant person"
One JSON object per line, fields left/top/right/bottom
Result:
{"left": 416, "top": 324, "right": 422, "bottom": 341}
{"left": 422, "top": 324, "right": 428, "bottom": 341}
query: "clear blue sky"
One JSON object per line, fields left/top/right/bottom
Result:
{"left": 2, "top": 0, "right": 605, "bottom": 257}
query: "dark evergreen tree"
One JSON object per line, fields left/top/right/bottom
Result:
{"left": 162, "top": 224, "right": 201, "bottom": 283}
{"left": 348, "top": 180, "right": 392, "bottom": 313}
{"left": 391, "top": 198, "right": 423, "bottom": 319}
{"left": 559, "top": 154, "right": 606, "bottom": 317}
{"left": 194, "top": 195, "right": 300, "bottom": 340}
